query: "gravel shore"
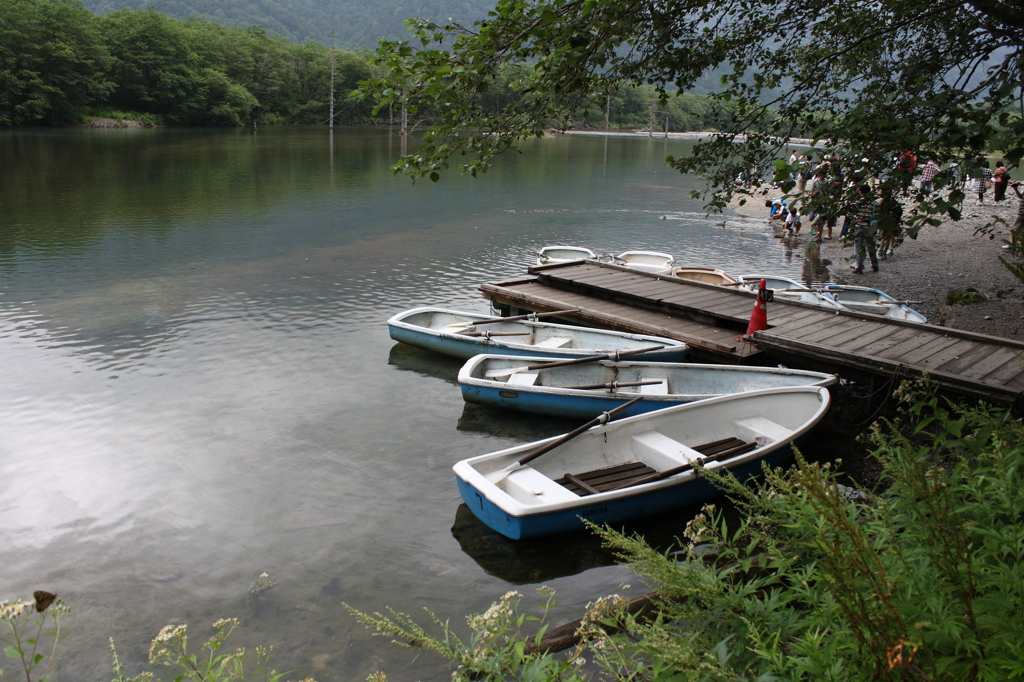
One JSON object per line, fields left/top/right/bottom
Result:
{"left": 730, "top": 189, "right": 1024, "bottom": 340}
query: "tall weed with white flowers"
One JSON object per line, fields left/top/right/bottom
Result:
{"left": 0, "top": 596, "right": 69, "bottom": 682}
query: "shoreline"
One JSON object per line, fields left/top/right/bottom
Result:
{"left": 729, "top": 187, "right": 1024, "bottom": 340}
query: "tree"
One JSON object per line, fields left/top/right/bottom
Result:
{"left": 0, "top": 0, "right": 111, "bottom": 126}
{"left": 363, "top": 0, "right": 1024, "bottom": 234}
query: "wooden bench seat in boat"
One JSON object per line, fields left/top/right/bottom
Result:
{"left": 556, "top": 436, "right": 755, "bottom": 496}
{"left": 533, "top": 336, "right": 573, "bottom": 348}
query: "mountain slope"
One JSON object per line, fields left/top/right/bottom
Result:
{"left": 82, "top": 0, "right": 496, "bottom": 47}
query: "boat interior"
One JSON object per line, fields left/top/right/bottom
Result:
{"left": 498, "top": 416, "right": 794, "bottom": 502}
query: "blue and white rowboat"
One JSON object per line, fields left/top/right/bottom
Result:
{"left": 454, "top": 386, "right": 831, "bottom": 539}
{"left": 459, "top": 354, "right": 837, "bottom": 420}
{"left": 387, "top": 307, "right": 688, "bottom": 361}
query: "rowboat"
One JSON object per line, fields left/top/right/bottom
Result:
{"left": 454, "top": 386, "right": 831, "bottom": 539}
{"left": 735, "top": 274, "right": 809, "bottom": 291}
{"left": 822, "top": 285, "right": 928, "bottom": 323}
{"left": 614, "top": 250, "right": 674, "bottom": 274}
{"left": 736, "top": 274, "right": 845, "bottom": 309}
{"left": 387, "top": 307, "right": 689, "bottom": 361}
{"left": 670, "top": 266, "right": 737, "bottom": 285}
{"left": 459, "top": 354, "right": 837, "bottom": 419}
{"left": 536, "top": 245, "right": 596, "bottom": 266}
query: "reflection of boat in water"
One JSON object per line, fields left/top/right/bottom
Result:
{"left": 451, "top": 500, "right": 716, "bottom": 583}
{"left": 387, "top": 342, "right": 463, "bottom": 385}
{"left": 456, "top": 401, "right": 578, "bottom": 440}
{"left": 536, "top": 245, "right": 596, "bottom": 265}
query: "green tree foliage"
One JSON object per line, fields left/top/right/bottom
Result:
{"left": 0, "top": 0, "right": 112, "bottom": 125}
{"left": 0, "top": 0, "right": 380, "bottom": 126}
{"left": 353, "top": 384, "right": 1024, "bottom": 680}
{"left": 364, "top": 0, "right": 1024, "bottom": 219}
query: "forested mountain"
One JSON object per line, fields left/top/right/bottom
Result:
{"left": 80, "top": 0, "right": 497, "bottom": 48}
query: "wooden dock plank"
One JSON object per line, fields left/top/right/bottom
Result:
{"left": 894, "top": 336, "right": 965, "bottom": 366}
{"left": 843, "top": 327, "right": 921, "bottom": 354}
{"left": 768, "top": 307, "right": 832, "bottom": 329}
{"left": 791, "top": 317, "right": 860, "bottom": 344}
{"left": 912, "top": 339, "right": 980, "bottom": 371}
{"left": 932, "top": 343, "right": 1000, "bottom": 376}
{"left": 877, "top": 333, "right": 955, "bottom": 361}
{"left": 957, "top": 347, "right": 1022, "bottom": 381}
{"left": 978, "top": 356, "right": 1024, "bottom": 386}
{"left": 815, "top": 321, "right": 892, "bottom": 348}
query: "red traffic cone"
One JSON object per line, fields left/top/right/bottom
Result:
{"left": 744, "top": 278, "right": 770, "bottom": 337}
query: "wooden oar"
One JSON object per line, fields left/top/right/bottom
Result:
{"left": 443, "top": 309, "right": 578, "bottom": 329}
{"left": 561, "top": 380, "right": 665, "bottom": 391}
{"left": 485, "top": 397, "right": 645, "bottom": 483}
{"left": 457, "top": 331, "right": 531, "bottom": 338}
{"left": 483, "top": 345, "right": 669, "bottom": 379}
{"left": 603, "top": 439, "right": 760, "bottom": 492}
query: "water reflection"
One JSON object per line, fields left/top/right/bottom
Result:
{"left": 0, "top": 126, "right": 846, "bottom": 680}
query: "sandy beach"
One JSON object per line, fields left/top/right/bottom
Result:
{"left": 730, "top": 188, "right": 1024, "bottom": 340}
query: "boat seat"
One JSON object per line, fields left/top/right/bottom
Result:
{"left": 732, "top": 417, "right": 792, "bottom": 444}
{"left": 630, "top": 431, "right": 704, "bottom": 469}
{"left": 500, "top": 466, "right": 580, "bottom": 505}
{"left": 507, "top": 372, "right": 539, "bottom": 386}
{"left": 534, "top": 336, "right": 573, "bottom": 349}
{"left": 639, "top": 377, "right": 669, "bottom": 395}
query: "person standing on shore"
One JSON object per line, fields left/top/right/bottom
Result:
{"left": 977, "top": 160, "right": 993, "bottom": 204}
{"left": 849, "top": 184, "right": 879, "bottom": 273}
{"left": 993, "top": 162, "right": 1009, "bottom": 204}
{"left": 1007, "top": 181, "right": 1024, "bottom": 249}
{"left": 919, "top": 159, "right": 939, "bottom": 194}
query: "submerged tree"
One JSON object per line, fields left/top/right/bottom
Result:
{"left": 363, "top": 0, "right": 1024, "bottom": 233}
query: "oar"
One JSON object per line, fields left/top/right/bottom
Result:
{"left": 483, "top": 345, "right": 669, "bottom": 379}
{"left": 561, "top": 380, "right": 665, "bottom": 391}
{"left": 443, "top": 309, "right": 578, "bottom": 329}
{"left": 457, "top": 331, "right": 532, "bottom": 338}
{"left": 604, "top": 440, "right": 758, "bottom": 492}
{"left": 486, "top": 396, "right": 644, "bottom": 483}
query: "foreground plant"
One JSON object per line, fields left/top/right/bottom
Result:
{"left": 352, "top": 383, "right": 1024, "bottom": 680}
{"left": 110, "top": 618, "right": 296, "bottom": 682}
{"left": 0, "top": 593, "right": 69, "bottom": 682}
{"left": 346, "top": 586, "right": 587, "bottom": 681}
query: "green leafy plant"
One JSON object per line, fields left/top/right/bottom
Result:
{"left": 352, "top": 383, "right": 1024, "bottom": 681}
{"left": 0, "top": 596, "right": 70, "bottom": 682}
{"left": 346, "top": 586, "right": 588, "bottom": 682}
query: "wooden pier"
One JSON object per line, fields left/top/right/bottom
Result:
{"left": 481, "top": 260, "right": 1024, "bottom": 406}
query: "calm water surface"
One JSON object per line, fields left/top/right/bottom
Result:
{"left": 0, "top": 127, "right": 833, "bottom": 680}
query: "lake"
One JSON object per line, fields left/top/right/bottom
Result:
{"left": 0, "top": 126, "right": 835, "bottom": 680}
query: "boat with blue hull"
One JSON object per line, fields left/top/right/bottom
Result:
{"left": 822, "top": 284, "right": 928, "bottom": 323}
{"left": 453, "top": 386, "right": 831, "bottom": 539}
{"left": 387, "top": 307, "right": 688, "bottom": 361}
{"left": 459, "top": 354, "right": 836, "bottom": 420}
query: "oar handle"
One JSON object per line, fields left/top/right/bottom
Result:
{"left": 515, "top": 396, "right": 645, "bottom": 467}
{"left": 562, "top": 380, "right": 664, "bottom": 390}
{"left": 524, "top": 345, "right": 668, "bottom": 372}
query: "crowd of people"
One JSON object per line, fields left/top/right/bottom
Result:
{"left": 751, "top": 152, "right": 1022, "bottom": 274}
